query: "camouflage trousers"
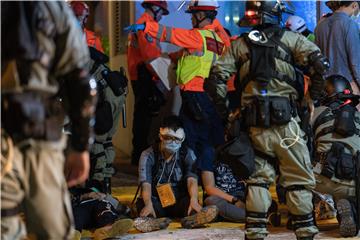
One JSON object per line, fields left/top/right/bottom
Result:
{"left": 245, "top": 118, "right": 319, "bottom": 239}
{"left": 90, "top": 92, "right": 125, "bottom": 182}
{"left": 314, "top": 174, "right": 356, "bottom": 201}
{"left": 1, "top": 134, "right": 74, "bottom": 240}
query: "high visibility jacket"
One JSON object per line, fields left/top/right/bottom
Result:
{"left": 143, "top": 19, "right": 230, "bottom": 91}
{"left": 176, "top": 30, "right": 224, "bottom": 86}
{"left": 85, "top": 28, "right": 104, "bottom": 53}
{"left": 127, "top": 13, "right": 162, "bottom": 81}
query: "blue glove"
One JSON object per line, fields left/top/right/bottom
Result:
{"left": 123, "top": 23, "right": 145, "bottom": 33}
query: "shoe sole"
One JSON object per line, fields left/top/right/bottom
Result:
{"left": 93, "top": 219, "right": 134, "bottom": 240}
{"left": 181, "top": 206, "right": 219, "bottom": 229}
{"left": 337, "top": 199, "right": 357, "bottom": 237}
{"left": 109, "top": 218, "right": 134, "bottom": 236}
{"left": 134, "top": 217, "right": 171, "bottom": 233}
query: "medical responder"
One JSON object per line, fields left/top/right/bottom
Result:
{"left": 125, "top": 0, "right": 230, "bottom": 176}
{"left": 204, "top": 1, "right": 329, "bottom": 239}
{"left": 310, "top": 75, "right": 360, "bottom": 237}
{"left": 127, "top": 0, "right": 170, "bottom": 165}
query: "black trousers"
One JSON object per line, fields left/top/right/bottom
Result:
{"left": 131, "top": 80, "right": 153, "bottom": 165}
{"left": 136, "top": 195, "right": 191, "bottom": 218}
{"left": 72, "top": 199, "right": 118, "bottom": 231}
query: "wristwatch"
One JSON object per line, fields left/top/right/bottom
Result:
{"left": 231, "top": 196, "right": 239, "bottom": 204}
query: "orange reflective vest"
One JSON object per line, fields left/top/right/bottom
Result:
{"left": 143, "top": 19, "right": 230, "bottom": 91}
{"left": 127, "top": 13, "right": 162, "bottom": 81}
{"left": 85, "top": 28, "right": 104, "bottom": 53}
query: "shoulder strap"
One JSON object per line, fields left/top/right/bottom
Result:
{"left": 151, "top": 143, "right": 160, "bottom": 183}
{"left": 267, "top": 28, "right": 294, "bottom": 65}
{"left": 313, "top": 108, "right": 334, "bottom": 131}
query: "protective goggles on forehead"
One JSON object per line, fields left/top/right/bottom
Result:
{"left": 160, "top": 134, "right": 185, "bottom": 143}
{"left": 159, "top": 127, "right": 185, "bottom": 143}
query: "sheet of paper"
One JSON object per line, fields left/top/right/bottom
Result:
{"left": 149, "top": 56, "right": 177, "bottom": 91}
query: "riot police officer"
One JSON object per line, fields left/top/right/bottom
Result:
{"left": 205, "top": 1, "right": 329, "bottom": 239}
{"left": 86, "top": 47, "right": 128, "bottom": 194}
{"left": 310, "top": 75, "right": 360, "bottom": 237}
{"left": 1, "top": 2, "right": 96, "bottom": 239}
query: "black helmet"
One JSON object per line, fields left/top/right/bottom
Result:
{"left": 322, "top": 75, "right": 360, "bottom": 106}
{"left": 325, "top": 75, "right": 352, "bottom": 96}
{"left": 239, "top": 0, "right": 294, "bottom": 27}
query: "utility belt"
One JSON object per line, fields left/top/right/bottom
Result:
{"left": 243, "top": 96, "right": 296, "bottom": 128}
{"left": 314, "top": 142, "right": 358, "bottom": 181}
{"left": 1, "top": 92, "right": 64, "bottom": 141}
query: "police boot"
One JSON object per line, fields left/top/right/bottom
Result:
{"left": 336, "top": 198, "right": 358, "bottom": 237}
{"left": 267, "top": 200, "right": 281, "bottom": 227}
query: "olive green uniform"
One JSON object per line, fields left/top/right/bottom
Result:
{"left": 1, "top": 2, "right": 90, "bottom": 239}
{"left": 310, "top": 106, "right": 359, "bottom": 200}
{"left": 205, "top": 30, "right": 320, "bottom": 239}
{"left": 88, "top": 61, "right": 126, "bottom": 183}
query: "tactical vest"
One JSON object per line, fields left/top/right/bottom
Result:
{"left": 176, "top": 29, "right": 224, "bottom": 85}
{"left": 238, "top": 27, "right": 304, "bottom": 99}
{"left": 313, "top": 104, "right": 360, "bottom": 142}
{"left": 313, "top": 103, "right": 360, "bottom": 180}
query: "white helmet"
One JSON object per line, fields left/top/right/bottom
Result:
{"left": 285, "top": 15, "right": 307, "bottom": 33}
{"left": 186, "top": 0, "right": 219, "bottom": 13}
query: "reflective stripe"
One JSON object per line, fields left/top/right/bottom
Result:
{"left": 209, "top": 30, "right": 221, "bottom": 66}
{"left": 165, "top": 26, "right": 172, "bottom": 42}
{"left": 156, "top": 24, "right": 165, "bottom": 49}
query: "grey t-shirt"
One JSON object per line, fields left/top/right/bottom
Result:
{"left": 138, "top": 145, "right": 198, "bottom": 192}
{"left": 315, "top": 12, "right": 360, "bottom": 85}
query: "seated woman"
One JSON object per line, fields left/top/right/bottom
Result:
{"left": 135, "top": 115, "right": 218, "bottom": 232}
